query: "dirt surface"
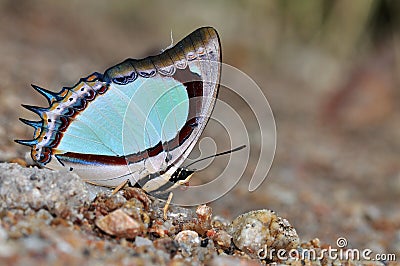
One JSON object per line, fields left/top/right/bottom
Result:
{"left": 0, "top": 163, "right": 392, "bottom": 265}
{"left": 0, "top": 1, "right": 399, "bottom": 265}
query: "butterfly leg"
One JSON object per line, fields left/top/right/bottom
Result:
{"left": 163, "top": 192, "right": 173, "bottom": 220}
{"left": 111, "top": 179, "right": 129, "bottom": 195}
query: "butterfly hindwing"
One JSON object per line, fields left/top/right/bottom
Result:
{"left": 17, "top": 27, "right": 221, "bottom": 190}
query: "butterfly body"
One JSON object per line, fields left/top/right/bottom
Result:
{"left": 16, "top": 27, "right": 221, "bottom": 194}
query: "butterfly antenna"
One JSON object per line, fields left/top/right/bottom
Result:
{"left": 185, "top": 144, "right": 246, "bottom": 169}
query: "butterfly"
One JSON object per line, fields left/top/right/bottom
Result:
{"left": 16, "top": 27, "right": 221, "bottom": 197}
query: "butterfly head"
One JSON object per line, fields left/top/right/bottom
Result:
{"left": 172, "top": 168, "right": 195, "bottom": 184}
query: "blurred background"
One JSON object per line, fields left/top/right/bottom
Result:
{"left": 0, "top": 0, "right": 399, "bottom": 257}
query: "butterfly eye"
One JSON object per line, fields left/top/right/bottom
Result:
{"left": 113, "top": 76, "right": 127, "bottom": 85}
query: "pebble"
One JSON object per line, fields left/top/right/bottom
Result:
{"left": 211, "top": 215, "right": 230, "bottom": 230}
{"left": 135, "top": 236, "right": 153, "bottom": 247}
{"left": 196, "top": 205, "right": 212, "bottom": 225}
{"left": 174, "top": 230, "right": 201, "bottom": 257}
{"left": 35, "top": 209, "right": 53, "bottom": 225}
{"left": 123, "top": 187, "right": 152, "bottom": 210}
{"left": 213, "top": 230, "right": 232, "bottom": 249}
{"left": 196, "top": 205, "right": 213, "bottom": 235}
{"left": 95, "top": 209, "right": 144, "bottom": 239}
{"left": 228, "top": 209, "right": 299, "bottom": 261}
{"left": 103, "top": 193, "right": 127, "bottom": 212}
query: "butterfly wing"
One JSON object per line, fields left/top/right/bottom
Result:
{"left": 17, "top": 27, "right": 221, "bottom": 190}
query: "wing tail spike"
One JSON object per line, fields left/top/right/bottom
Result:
{"left": 31, "top": 84, "right": 61, "bottom": 104}
{"left": 21, "top": 104, "right": 47, "bottom": 117}
{"left": 19, "top": 118, "right": 42, "bottom": 129}
{"left": 14, "top": 139, "right": 38, "bottom": 147}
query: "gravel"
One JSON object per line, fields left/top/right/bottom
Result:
{"left": 0, "top": 163, "right": 393, "bottom": 265}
